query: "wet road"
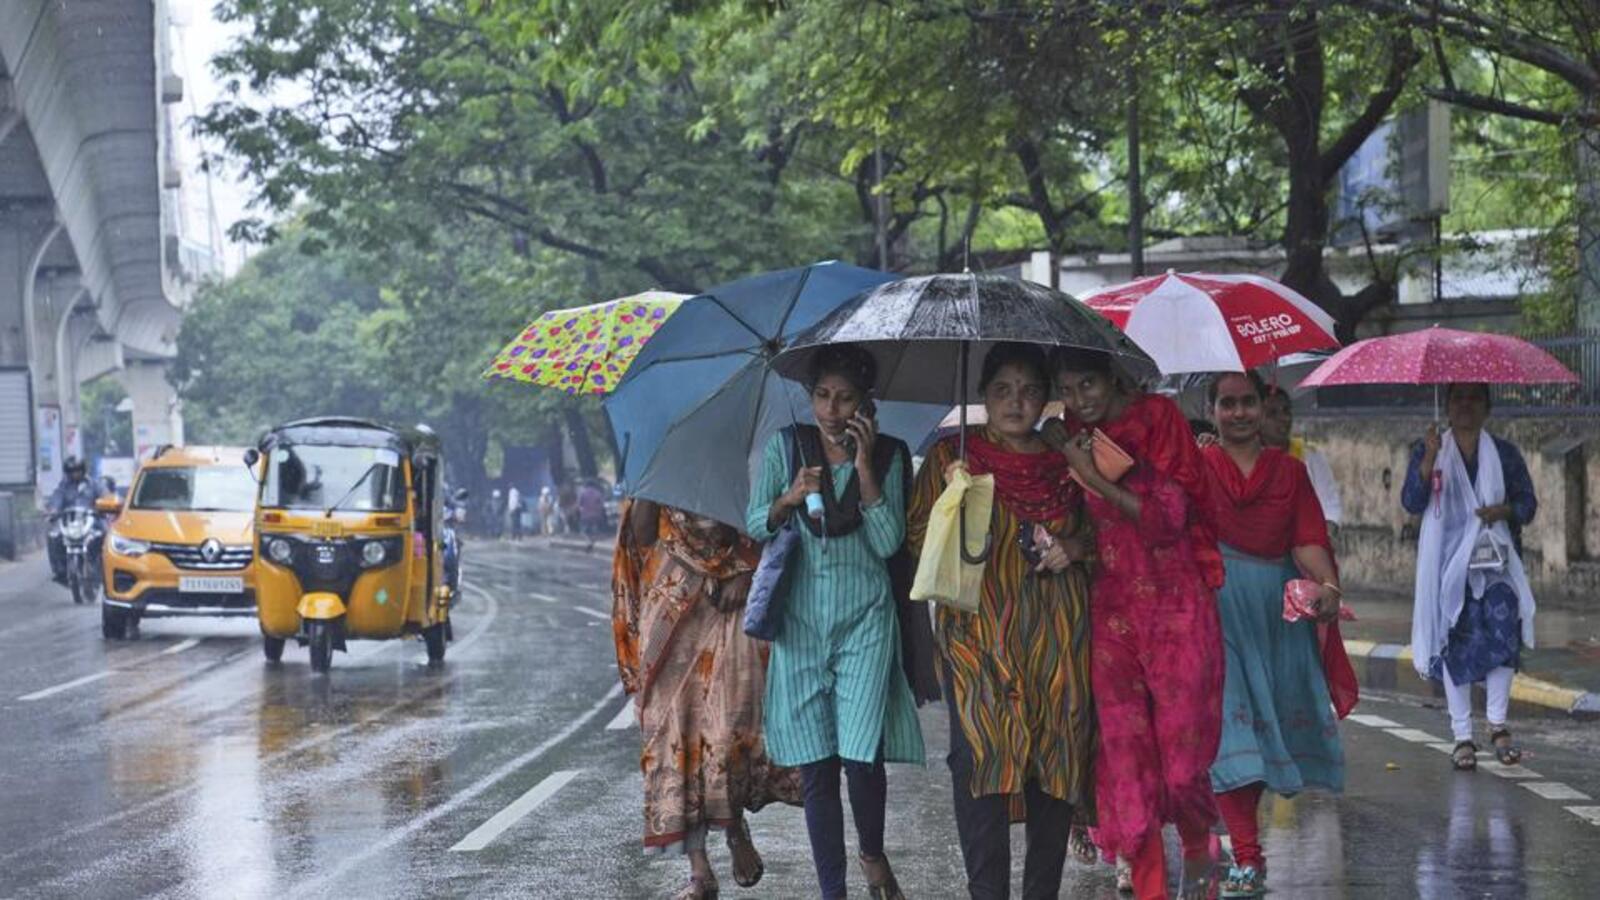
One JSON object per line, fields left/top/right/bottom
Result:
{"left": 1, "top": 544, "right": 1597, "bottom": 899}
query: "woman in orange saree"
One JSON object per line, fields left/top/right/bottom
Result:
{"left": 613, "top": 499, "right": 801, "bottom": 899}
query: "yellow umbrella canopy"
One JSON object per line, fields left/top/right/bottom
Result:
{"left": 483, "top": 291, "right": 687, "bottom": 394}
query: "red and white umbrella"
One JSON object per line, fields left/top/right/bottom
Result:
{"left": 1081, "top": 270, "right": 1339, "bottom": 374}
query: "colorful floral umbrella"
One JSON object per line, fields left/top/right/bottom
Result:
{"left": 483, "top": 291, "right": 687, "bottom": 394}
{"left": 1081, "top": 270, "right": 1339, "bottom": 374}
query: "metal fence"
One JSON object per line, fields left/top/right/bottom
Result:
{"left": 1310, "top": 330, "right": 1600, "bottom": 417}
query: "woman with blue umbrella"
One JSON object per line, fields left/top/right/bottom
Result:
{"left": 745, "top": 343, "right": 921, "bottom": 900}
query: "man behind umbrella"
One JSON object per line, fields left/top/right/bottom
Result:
{"left": 46, "top": 457, "right": 106, "bottom": 584}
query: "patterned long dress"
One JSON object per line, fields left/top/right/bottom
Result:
{"left": 1067, "top": 393, "right": 1224, "bottom": 861}
{"left": 907, "top": 431, "right": 1096, "bottom": 809}
{"left": 744, "top": 432, "right": 925, "bottom": 767}
{"left": 612, "top": 502, "right": 801, "bottom": 849}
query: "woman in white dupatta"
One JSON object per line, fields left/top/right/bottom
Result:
{"left": 1402, "top": 383, "right": 1537, "bottom": 771}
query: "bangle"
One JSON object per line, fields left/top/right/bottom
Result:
{"left": 861, "top": 495, "right": 886, "bottom": 511}
{"left": 1321, "top": 581, "right": 1343, "bottom": 597}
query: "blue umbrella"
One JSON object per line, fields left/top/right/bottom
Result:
{"left": 605, "top": 260, "right": 950, "bottom": 529}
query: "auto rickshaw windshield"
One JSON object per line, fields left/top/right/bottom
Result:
{"left": 261, "top": 444, "right": 405, "bottom": 512}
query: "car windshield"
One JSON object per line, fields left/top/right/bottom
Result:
{"left": 130, "top": 466, "right": 259, "bottom": 512}
{"left": 261, "top": 444, "right": 405, "bottom": 512}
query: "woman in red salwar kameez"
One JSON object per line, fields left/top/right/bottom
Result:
{"left": 1044, "top": 348, "right": 1224, "bottom": 900}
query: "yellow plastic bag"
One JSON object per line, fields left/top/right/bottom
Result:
{"left": 910, "top": 463, "right": 994, "bottom": 613}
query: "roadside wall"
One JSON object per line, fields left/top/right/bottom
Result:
{"left": 1300, "top": 414, "right": 1600, "bottom": 606}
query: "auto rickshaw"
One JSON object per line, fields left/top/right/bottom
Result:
{"left": 246, "top": 417, "right": 452, "bottom": 673}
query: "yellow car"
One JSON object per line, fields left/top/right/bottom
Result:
{"left": 100, "top": 446, "right": 260, "bottom": 639}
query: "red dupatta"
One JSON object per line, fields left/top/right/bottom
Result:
{"left": 1202, "top": 444, "right": 1360, "bottom": 719}
{"left": 1064, "top": 393, "right": 1224, "bottom": 589}
{"left": 963, "top": 428, "right": 1080, "bottom": 522}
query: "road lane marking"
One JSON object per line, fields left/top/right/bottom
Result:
{"left": 1567, "top": 806, "right": 1600, "bottom": 826}
{"left": 17, "top": 638, "right": 203, "bottom": 701}
{"left": 1521, "top": 782, "right": 1591, "bottom": 801}
{"left": 605, "top": 700, "right": 636, "bottom": 731}
{"left": 572, "top": 606, "right": 608, "bottom": 621}
{"left": 1484, "top": 764, "right": 1543, "bottom": 779}
{"left": 1347, "top": 714, "right": 1402, "bottom": 728}
{"left": 449, "top": 770, "right": 581, "bottom": 851}
{"left": 288, "top": 680, "right": 624, "bottom": 895}
{"left": 530, "top": 593, "right": 561, "bottom": 604}
{"left": 1385, "top": 728, "right": 1446, "bottom": 744}
{"left": 18, "top": 671, "right": 112, "bottom": 701}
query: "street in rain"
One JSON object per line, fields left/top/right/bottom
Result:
{"left": 3, "top": 2, "right": 1600, "bottom": 899}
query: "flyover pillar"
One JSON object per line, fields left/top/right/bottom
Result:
{"left": 117, "top": 360, "right": 181, "bottom": 457}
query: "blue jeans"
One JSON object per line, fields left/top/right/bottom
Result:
{"left": 800, "top": 755, "right": 887, "bottom": 899}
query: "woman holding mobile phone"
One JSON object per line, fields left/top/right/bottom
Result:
{"left": 745, "top": 343, "right": 922, "bottom": 900}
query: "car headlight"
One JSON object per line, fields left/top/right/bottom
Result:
{"left": 109, "top": 533, "right": 149, "bottom": 557}
{"left": 267, "top": 538, "right": 294, "bottom": 564}
{"left": 360, "top": 539, "right": 387, "bottom": 567}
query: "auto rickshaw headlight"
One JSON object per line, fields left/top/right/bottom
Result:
{"left": 109, "top": 533, "right": 149, "bottom": 557}
{"left": 360, "top": 539, "right": 387, "bottom": 567}
{"left": 267, "top": 538, "right": 294, "bottom": 564}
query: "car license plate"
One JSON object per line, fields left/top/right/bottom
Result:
{"left": 179, "top": 576, "right": 244, "bottom": 594}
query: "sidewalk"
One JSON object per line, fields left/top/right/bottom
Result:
{"left": 1343, "top": 583, "right": 1600, "bottom": 719}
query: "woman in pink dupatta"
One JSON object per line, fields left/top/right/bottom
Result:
{"left": 1044, "top": 348, "right": 1224, "bottom": 900}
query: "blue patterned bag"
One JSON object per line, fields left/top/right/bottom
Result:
{"left": 742, "top": 523, "right": 799, "bottom": 641}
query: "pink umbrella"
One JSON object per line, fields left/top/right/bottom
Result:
{"left": 1081, "top": 270, "right": 1339, "bottom": 374}
{"left": 1298, "top": 326, "right": 1577, "bottom": 388}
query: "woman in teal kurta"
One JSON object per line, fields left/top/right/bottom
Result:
{"left": 746, "top": 343, "right": 922, "bottom": 900}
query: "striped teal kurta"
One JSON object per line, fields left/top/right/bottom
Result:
{"left": 745, "top": 432, "right": 925, "bottom": 768}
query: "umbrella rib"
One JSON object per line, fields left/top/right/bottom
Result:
{"left": 772, "top": 265, "right": 815, "bottom": 345}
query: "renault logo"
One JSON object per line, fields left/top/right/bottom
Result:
{"left": 200, "top": 539, "right": 223, "bottom": 563}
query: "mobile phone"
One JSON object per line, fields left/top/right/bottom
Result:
{"left": 1016, "top": 519, "right": 1043, "bottom": 567}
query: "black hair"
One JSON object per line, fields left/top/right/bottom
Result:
{"left": 1189, "top": 417, "right": 1219, "bottom": 438}
{"left": 807, "top": 343, "right": 878, "bottom": 395}
{"left": 1048, "top": 346, "right": 1116, "bottom": 379}
{"left": 979, "top": 342, "right": 1050, "bottom": 394}
{"left": 1446, "top": 382, "right": 1492, "bottom": 410}
{"left": 1206, "top": 370, "right": 1269, "bottom": 406}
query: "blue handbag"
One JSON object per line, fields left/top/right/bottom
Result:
{"left": 742, "top": 522, "right": 800, "bottom": 641}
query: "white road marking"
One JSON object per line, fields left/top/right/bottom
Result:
{"left": 529, "top": 593, "right": 561, "bottom": 604}
{"left": 1521, "top": 782, "right": 1592, "bottom": 802}
{"left": 160, "top": 638, "right": 200, "bottom": 655}
{"left": 572, "top": 606, "right": 609, "bottom": 621}
{"left": 18, "top": 638, "right": 203, "bottom": 701}
{"left": 449, "top": 770, "right": 581, "bottom": 852}
{"left": 18, "top": 671, "right": 111, "bottom": 702}
{"left": 1566, "top": 806, "right": 1600, "bottom": 826}
{"left": 1484, "top": 764, "right": 1543, "bottom": 779}
{"left": 288, "top": 680, "right": 624, "bottom": 895}
{"left": 605, "top": 700, "right": 637, "bottom": 731}
{"left": 1385, "top": 728, "right": 1446, "bottom": 744}
{"left": 1347, "top": 714, "right": 1403, "bottom": 728}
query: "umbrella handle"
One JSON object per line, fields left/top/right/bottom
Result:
{"left": 959, "top": 497, "right": 993, "bottom": 564}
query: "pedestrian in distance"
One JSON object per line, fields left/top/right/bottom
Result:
{"left": 744, "top": 343, "right": 923, "bottom": 900}
{"left": 1259, "top": 386, "right": 1344, "bottom": 531}
{"left": 538, "top": 485, "right": 557, "bottom": 537}
{"left": 578, "top": 479, "right": 609, "bottom": 552}
{"left": 507, "top": 483, "right": 524, "bottom": 541}
{"left": 612, "top": 498, "right": 801, "bottom": 899}
{"left": 1202, "top": 372, "right": 1351, "bottom": 898}
{"left": 1042, "top": 347, "right": 1225, "bottom": 900}
{"left": 1403, "top": 382, "right": 1537, "bottom": 771}
{"left": 488, "top": 488, "right": 505, "bottom": 539}
{"left": 907, "top": 342, "right": 1096, "bottom": 900}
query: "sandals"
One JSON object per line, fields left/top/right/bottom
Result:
{"left": 1178, "top": 852, "right": 1216, "bottom": 900}
{"left": 725, "top": 818, "right": 764, "bottom": 888}
{"left": 1452, "top": 740, "right": 1479, "bottom": 771}
{"left": 859, "top": 853, "right": 907, "bottom": 900}
{"left": 1069, "top": 825, "right": 1100, "bottom": 866}
{"left": 673, "top": 875, "right": 719, "bottom": 900}
{"left": 1490, "top": 727, "right": 1523, "bottom": 766}
{"left": 1115, "top": 857, "right": 1134, "bottom": 893}
{"left": 1220, "top": 864, "right": 1266, "bottom": 898}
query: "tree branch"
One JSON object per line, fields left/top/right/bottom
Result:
{"left": 1423, "top": 86, "right": 1591, "bottom": 126}
{"left": 1351, "top": 0, "right": 1600, "bottom": 93}
{"left": 1319, "top": 32, "right": 1419, "bottom": 182}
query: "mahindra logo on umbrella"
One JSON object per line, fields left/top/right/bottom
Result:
{"left": 200, "top": 539, "right": 223, "bottom": 563}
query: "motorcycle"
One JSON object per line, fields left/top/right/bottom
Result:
{"left": 52, "top": 505, "right": 104, "bottom": 606}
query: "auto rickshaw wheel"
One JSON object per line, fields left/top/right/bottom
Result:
{"left": 307, "top": 621, "right": 334, "bottom": 674}
{"left": 262, "top": 636, "right": 285, "bottom": 662}
{"left": 101, "top": 603, "right": 128, "bottom": 640}
{"left": 423, "top": 622, "right": 447, "bottom": 663}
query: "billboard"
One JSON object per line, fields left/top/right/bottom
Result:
{"left": 1334, "top": 101, "right": 1451, "bottom": 245}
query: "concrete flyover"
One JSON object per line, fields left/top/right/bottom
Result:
{"left": 0, "top": 0, "right": 191, "bottom": 531}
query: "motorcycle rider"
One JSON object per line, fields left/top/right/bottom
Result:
{"left": 47, "top": 456, "right": 106, "bottom": 585}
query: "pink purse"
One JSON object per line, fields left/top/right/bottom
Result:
{"left": 1283, "top": 579, "right": 1356, "bottom": 624}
